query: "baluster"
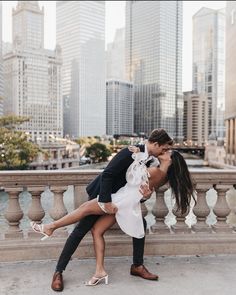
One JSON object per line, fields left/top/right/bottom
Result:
{"left": 192, "top": 184, "right": 211, "bottom": 233}
{"left": 151, "top": 186, "right": 170, "bottom": 234}
{"left": 212, "top": 185, "right": 232, "bottom": 233}
{"left": 49, "top": 186, "right": 68, "bottom": 237}
{"left": 27, "top": 186, "right": 46, "bottom": 238}
{"left": 227, "top": 186, "right": 236, "bottom": 227}
{"left": 4, "top": 187, "right": 23, "bottom": 239}
{"left": 74, "top": 185, "right": 88, "bottom": 209}
{"left": 171, "top": 203, "right": 191, "bottom": 234}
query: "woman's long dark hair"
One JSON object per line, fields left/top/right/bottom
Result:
{"left": 167, "top": 150, "right": 195, "bottom": 214}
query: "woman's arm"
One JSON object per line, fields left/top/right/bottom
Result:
{"left": 139, "top": 167, "right": 167, "bottom": 202}
{"left": 147, "top": 167, "right": 168, "bottom": 190}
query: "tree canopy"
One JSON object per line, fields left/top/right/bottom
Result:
{"left": 76, "top": 136, "right": 99, "bottom": 146}
{"left": 0, "top": 115, "right": 41, "bottom": 170}
{"left": 86, "top": 142, "right": 111, "bottom": 163}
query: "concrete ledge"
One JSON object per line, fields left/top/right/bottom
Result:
{"left": 1, "top": 233, "right": 236, "bottom": 262}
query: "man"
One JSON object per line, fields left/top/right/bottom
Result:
{"left": 51, "top": 128, "right": 173, "bottom": 291}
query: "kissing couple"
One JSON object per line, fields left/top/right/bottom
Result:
{"left": 31, "top": 128, "right": 195, "bottom": 291}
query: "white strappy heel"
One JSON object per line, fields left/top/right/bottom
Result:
{"left": 30, "top": 222, "right": 50, "bottom": 241}
{"left": 85, "top": 274, "right": 109, "bottom": 286}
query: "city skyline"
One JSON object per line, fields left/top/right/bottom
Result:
{"left": 2, "top": 1, "right": 226, "bottom": 91}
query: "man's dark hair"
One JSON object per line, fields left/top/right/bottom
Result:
{"left": 148, "top": 129, "right": 173, "bottom": 146}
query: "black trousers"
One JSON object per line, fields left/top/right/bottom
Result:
{"left": 56, "top": 215, "right": 147, "bottom": 272}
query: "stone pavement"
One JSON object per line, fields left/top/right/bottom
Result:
{"left": 1, "top": 255, "right": 236, "bottom": 295}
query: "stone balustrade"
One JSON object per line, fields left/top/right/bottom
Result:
{"left": 0, "top": 169, "right": 236, "bottom": 262}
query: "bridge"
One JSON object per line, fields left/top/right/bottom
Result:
{"left": 0, "top": 169, "right": 236, "bottom": 294}
{"left": 111, "top": 144, "right": 205, "bottom": 158}
{"left": 173, "top": 145, "right": 205, "bottom": 157}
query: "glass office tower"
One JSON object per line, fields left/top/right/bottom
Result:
{"left": 193, "top": 7, "right": 225, "bottom": 139}
{"left": 57, "top": 1, "right": 106, "bottom": 138}
{"left": 126, "top": 1, "right": 183, "bottom": 140}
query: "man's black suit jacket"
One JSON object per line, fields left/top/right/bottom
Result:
{"left": 86, "top": 144, "right": 154, "bottom": 203}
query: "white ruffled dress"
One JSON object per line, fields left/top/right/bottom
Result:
{"left": 111, "top": 152, "right": 152, "bottom": 239}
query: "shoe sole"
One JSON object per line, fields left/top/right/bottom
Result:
{"left": 51, "top": 287, "right": 64, "bottom": 292}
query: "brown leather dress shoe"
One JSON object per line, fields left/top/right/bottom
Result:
{"left": 51, "top": 272, "right": 64, "bottom": 292}
{"left": 130, "top": 264, "right": 159, "bottom": 281}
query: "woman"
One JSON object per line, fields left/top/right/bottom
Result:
{"left": 31, "top": 150, "right": 195, "bottom": 284}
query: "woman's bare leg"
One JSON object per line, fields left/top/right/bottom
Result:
{"left": 89, "top": 215, "right": 116, "bottom": 281}
{"left": 37, "top": 199, "right": 105, "bottom": 236}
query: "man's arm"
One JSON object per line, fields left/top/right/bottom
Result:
{"left": 140, "top": 173, "right": 168, "bottom": 202}
{"left": 98, "top": 147, "right": 134, "bottom": 204}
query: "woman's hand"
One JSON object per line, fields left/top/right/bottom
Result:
{"left": 139, "top": 183, "right": 154, "bottom": 199}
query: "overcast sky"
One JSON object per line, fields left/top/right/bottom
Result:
{"left": 2, "top": 1, "right": 226, "bottom": 91}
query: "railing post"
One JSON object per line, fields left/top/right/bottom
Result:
{"left": 227, "top": 186, "right": 236, "bottom": 226}
{"left": 151, "top": 186, "right": 170, "bottom": 234}
{"left": 49, "top": 186, "right": 68, "bottom": 237}
{"left": 212, "top": 185, "right": 232, "bottom": 233}
{"left": 4, "top": 187, "right": 24, "bottom": 239}
{"left": 171, "top": 204, "right": 191, "bottom": 234}
{"left": 27, "top": 186, "right": 46, "bottom": 237}
{"left": 74, "top": 185, "right": 88, "bottom": 209}
{"left": 192, "top": 184, "right": 211, "bottom": 233}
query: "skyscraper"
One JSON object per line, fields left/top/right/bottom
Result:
{"left": 3, "top": 1, "right": 63, "bottom": 142}
{"left": 106, "top": 28, "right": 125, "bottom": 80}
{"left": 193, "top": 7, "right": 225, "bottom": 139}
{"left": 183, "top": 91, "right": 208, "bottom": 146}
{"left": 125, "top": 1, "right": 183, "bottom": 140}
{"left": 106, "top": 80, "right": 133, "bottom": 136}
{"left": 106, "top": 28, "right": 133, "bottom": 136}
{"left": 225, "top": 1, "right": 236, "bottom": 165}
{"left": 56, "top": 1, "right": 105, "bottom": 138}
{"left": 12, "top": 1, "right": 44, "bottom": 49}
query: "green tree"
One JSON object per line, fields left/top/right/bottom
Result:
{"left": 86, "top": 142, "right": 111, "bottom": 163}
{"left": 76, "top": 136, "right": 98, "bottom": 146}
{"left": 0, "top": 115, "right": 41, "bottom": 170}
